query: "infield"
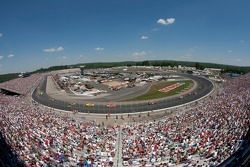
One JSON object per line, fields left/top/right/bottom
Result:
{"left": 127, "top": 80, "right": 194, "bottom": 101}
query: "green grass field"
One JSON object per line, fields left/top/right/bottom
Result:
{"left": 128, "top": 80, "right": 194, "bottom": 101}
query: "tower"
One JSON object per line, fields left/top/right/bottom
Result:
{"left": 80, "top": 66, "right": 85, "bottom": 75}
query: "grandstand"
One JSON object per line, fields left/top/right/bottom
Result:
{"left": 0, "top": 72, "right": 249, "bottom": 166}
{"left": 0, "top": 74, "right": 44, "bottom": 95}
{"left": 1, "top": 0, "right": 250, "bottom": 166}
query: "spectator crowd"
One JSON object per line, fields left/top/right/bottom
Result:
{"left": 0, "top": 73, "right": 249, "bottom": 167}
{"left": 0, "top": 74, "right": 44, "bottom": 95}
{"left": 122, "top": 74, "right": 250, "bottom": 166}
{"left": 0, "top": 74, "right": 118, "bottom": 166}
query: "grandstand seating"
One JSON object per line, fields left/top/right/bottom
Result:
{"left": 0, "top": 73, "right": 249, "bottom": 166}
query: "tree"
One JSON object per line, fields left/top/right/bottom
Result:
{"left": 142, "top": 60, "right": 150, "bottom": 66}
{"left": 195, "top": 62, "right": 204, "bottom": 70}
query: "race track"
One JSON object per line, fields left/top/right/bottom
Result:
{"left": 32, "top": 73, "right": 213, "bottom": 114}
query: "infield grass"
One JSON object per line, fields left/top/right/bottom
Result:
{"left": 127, "top": 80, "right": 193, "bottom": 101}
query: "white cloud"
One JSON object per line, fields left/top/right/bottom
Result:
{"left": 141, "top": 35, "right": 149, "bottom": 40}
{"left": 132, "top": 51, "right": 148, "bottom": 61}
{"left": 132, "top": 51, "right": 147, "bottom": 57}
{"left": 57, "top": 46, "right": 64, "bottom": 51}
{"left": 95, "top": 47, "right": 104, "bottom": 51}
{"left": 62, "top": 56, "right": 67, "bottom": 59}
{"left": 44, "top": 48, "right": 56, "bottom": 52}
{"left": 0, "top": 56, "right": 3, "bottom": 60}
{"left": 43, "top": 46, "right": 64, "bottom": 53}
{"left": 7, "top": 54, "right": 14, "bottom": 58}
{"left": 157, "top": 18, "right": 175, "bottom": 25}
{"left": 227, "top": 50, "right": 233, "bottom": 53}
{"left": 0, "top": 33, "right": 2, "bottom": 38}
{"left": 236, "top": 58, "right": 242, "bottom": 62}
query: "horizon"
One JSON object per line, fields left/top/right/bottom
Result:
{"left": 1, "top": 59, "right": 250, "bottom": 75}
{"left": 1, "top": 0, "right": 250, "bottom": 74}
{"left": 2, "top": 59, "right": 250, "bottom": 75}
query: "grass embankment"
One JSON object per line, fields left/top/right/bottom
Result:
{"left": 128, "top": 80, "right": 193, "bottom": 101}
{"left": 0, "top": 73, "right": 19, "bottom": 83}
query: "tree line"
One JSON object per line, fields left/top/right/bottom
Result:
{"left": 1, "top": 60, "right": 250, "bottom": 83}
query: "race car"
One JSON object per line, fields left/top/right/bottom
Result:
{"left": 85, "top": 103, "right": 95, "bottom": 107}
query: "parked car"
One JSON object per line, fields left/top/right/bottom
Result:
{"left": 85, "top": 103, "right": 95, "bottom": 107}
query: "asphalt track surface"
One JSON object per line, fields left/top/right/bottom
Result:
{"left": 32, "top": 73, "right": 213, "bottom": 114}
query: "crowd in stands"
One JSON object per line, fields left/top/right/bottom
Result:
{"left": 0, "top": 74, "right": 44, "bottom": 95}
{"left": 0, "top": 73, "right": 249, "bottom": 167}
{"left": 122, "top": 74, "right": 250, "bottom": 166}
{"left": 0, "top": 73, "right": 120, "bottom": 166}
{"left": 0, "top": 94, "right": 117, "bottom": 166}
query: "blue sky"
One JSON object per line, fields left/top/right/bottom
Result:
{"left": 0, "top": 0, "right": 250, "bottom": 74}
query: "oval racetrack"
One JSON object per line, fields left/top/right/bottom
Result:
{"left": 32, "top": 73, "right": 214, "bottom": 114}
